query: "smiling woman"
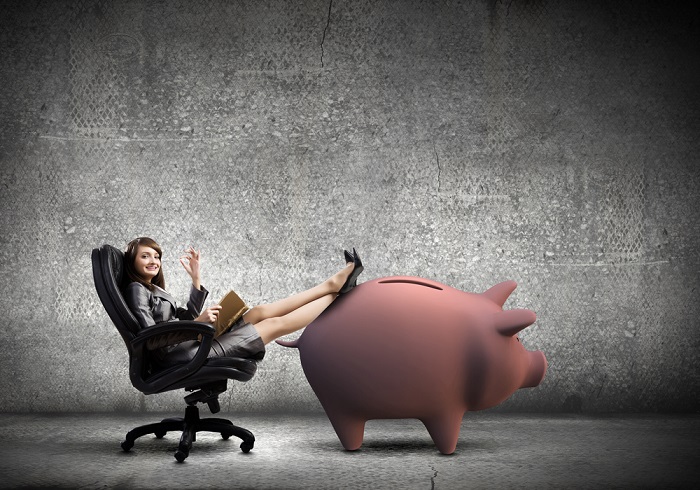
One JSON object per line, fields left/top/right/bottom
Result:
{"left": 125, "top": 237, "right": 164, "bottom": 289}
{"left": 122, "top": 237, "right": 364, "bottom": 367}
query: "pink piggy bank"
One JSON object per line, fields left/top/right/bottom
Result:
{"left": 278, "top": 276, "right": 547, "bottom": 454}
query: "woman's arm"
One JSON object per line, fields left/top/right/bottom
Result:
{"left": 180, "top": 246, "right": 202, "bottom": 291}
{"left": 177, "top": 245, "right": 221, "bottom": 324}
{"left": 124, "top": 282, "right": 156, "bottom": 329}
{"left": 176, "top": 284, "right": 209, "bottom": 320}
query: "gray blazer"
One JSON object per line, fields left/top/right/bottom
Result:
{"left": 124, "top": 282, "right": 209, "bottom": 329}
{"left": 124, "top": 282, "right": 210, "bottom": 357}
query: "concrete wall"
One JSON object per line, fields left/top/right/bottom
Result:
{"left": 1, "top": 0, "right": 698, "bottom": 413}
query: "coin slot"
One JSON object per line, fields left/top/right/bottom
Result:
{"left": 378, "top": 279, "right": 443, "bottom": 290}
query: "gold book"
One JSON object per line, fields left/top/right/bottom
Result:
{"left": 214, "top": 290, "right": 250, "bottom": 337}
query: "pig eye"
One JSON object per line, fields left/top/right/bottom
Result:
{"left": 515, "top": 336, "right": 521, "bottom": 342}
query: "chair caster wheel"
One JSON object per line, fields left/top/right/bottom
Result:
{"left": 121, "top": 440, "right": 134, "bottom": 452}
{"left": 175, "top": 449, "right": 188, "bottom": 462}
{"left": 155, "top": 430, "right": 166, "bottom": 439}
{"left": 240, "top": 441, "right": 254, "bottom": 453}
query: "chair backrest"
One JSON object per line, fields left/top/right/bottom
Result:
{"left": 91, "top": 244, "right": 140, "bottom": 347}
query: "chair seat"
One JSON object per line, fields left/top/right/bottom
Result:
{"left": 204, "top": 356, "right": 258, "bottom": 372}
{"left": 142, "top": 358, "right": 257, "bottom": 394}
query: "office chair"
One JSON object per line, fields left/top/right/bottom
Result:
{"left": 91, "top": 244, "right": 258, "bottom": 462}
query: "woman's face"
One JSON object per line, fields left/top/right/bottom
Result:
{"left": 133, "top": 245, "right": 161, "bottom": 283}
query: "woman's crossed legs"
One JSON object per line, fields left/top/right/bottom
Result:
{"left": 243, "top": 262, "right": 355, "bottom": 345}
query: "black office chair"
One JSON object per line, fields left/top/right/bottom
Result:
{"left": 91, "top": 244, "right": 258, "bottom": 462}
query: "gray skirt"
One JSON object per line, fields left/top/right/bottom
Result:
{"left": 157, "top": 317, "right": 265, "bottom": 366}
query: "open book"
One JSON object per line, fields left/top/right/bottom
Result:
{"left": 214, "top": 290, "right": 250, "bottom": 337}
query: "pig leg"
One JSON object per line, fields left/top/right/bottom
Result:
{"left": 326, "top": 411, "right": 366, "bottom": 451}
{"left": 421, "top": 411, "right": 464, "bottom": 455}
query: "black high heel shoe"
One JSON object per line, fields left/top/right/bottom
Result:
{"left": 340, "top": 248, "right": 364, "bottom": 294}
{"left": 344, "top": 249, "right": 354, "bottom": 263}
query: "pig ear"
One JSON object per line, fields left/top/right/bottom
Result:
{"left": 482, "top": 280, "right": 517, "bottom": 307}
{"left": 495, "top": 309, "right": 536, "bottom": 337}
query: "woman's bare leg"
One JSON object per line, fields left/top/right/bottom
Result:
{"left": 253, "top": 293, "right": 337, "bottom": 345}
{"left": 243, "top": 263, "right": 353, "bottom": 325}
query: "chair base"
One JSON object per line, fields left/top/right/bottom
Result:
{"left": 121, "top": 405, "right": 255, "bottom": 462}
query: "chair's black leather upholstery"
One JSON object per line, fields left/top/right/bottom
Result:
{"left": 91, "top": 244, "right": 257, "bottom": 461}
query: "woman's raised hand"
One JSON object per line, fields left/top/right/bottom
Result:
{"left": 195, "top": 304, "right": 221, "bottom": 324}
{"left": 180, "top": 246, "right": 202, "bottom": 289}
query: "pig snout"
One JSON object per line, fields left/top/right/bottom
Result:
{"left": 521, "top": 350, "right": 547, "bottom": 388}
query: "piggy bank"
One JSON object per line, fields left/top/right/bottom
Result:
{"left": 277, "top": 276, "right": 547, "bottom": 454}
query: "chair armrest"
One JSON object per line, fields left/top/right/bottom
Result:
{"left": 131, "top": 321, "right": 216, "bottom": 383}
{"left": 131, "top": 321, "right": 215, "bottom": 350}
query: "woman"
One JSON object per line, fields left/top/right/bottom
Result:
{"left": 123, "top": 237, "right": 363, "bottom": 365}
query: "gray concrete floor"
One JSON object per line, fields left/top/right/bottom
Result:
{"left": 0, "top": 412, "right": 698, "bottom": 489}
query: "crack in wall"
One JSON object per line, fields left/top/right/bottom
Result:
{"left": 434, "top": 142, "right": 442, "bottom": 192}
{"left": 320, "top": 0, "right": 333, "bottom": 67}
{"left": 430, "top": 465, "right": 438, "bottom": 489}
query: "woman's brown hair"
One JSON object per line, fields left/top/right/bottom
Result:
{"left": 124, "top": 237, "right": 165, "bottom": 291}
